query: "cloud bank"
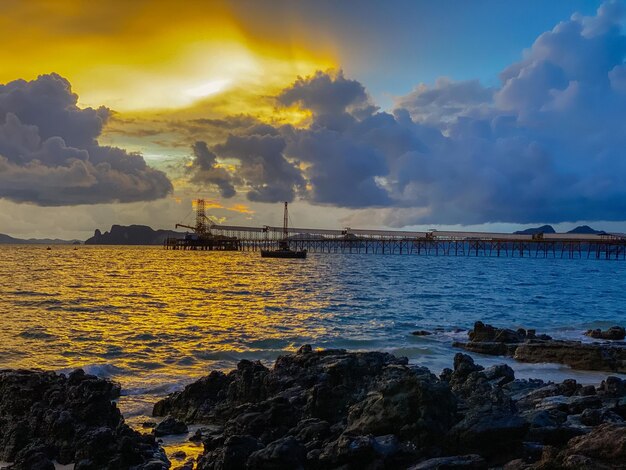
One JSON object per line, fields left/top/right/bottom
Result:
{"left": 0, "top": 74, "right": 172, "bottom": 205}
{"left": 186, "top": 2, "right": 626, "bottom": 226}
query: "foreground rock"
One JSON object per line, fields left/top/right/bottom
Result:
{"left": 153, "top": 346, "right": 626, "bottom": 469}
{"left": 0, "top": 369, "right": 169, "bottom": 469}
{"left": 455, "top": 321, "right": 626, "bottom": 373}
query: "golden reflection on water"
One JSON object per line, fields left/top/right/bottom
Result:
{"left": 0, "top": 246, "right": 333, "bottom": 388}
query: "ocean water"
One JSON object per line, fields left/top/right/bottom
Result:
{"left": 1, "top": 245, "right": 625, "bottom": 431}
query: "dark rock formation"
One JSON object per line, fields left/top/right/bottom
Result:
{"left": 585, "top": 326, "right": 626, "bottom": 341}
{"left": 154, "top": 347, "right": 459, "bottom": 469}
{"left": 0, "top": 369, "right": 168, "bottom": 469}
{"left": 455, "top": 321, "right": 626, "bottom": 373}
{"left": 155, "top": 347, "right": 626, "bottom": 469}
{"left": 514, "top": 341, "right": 626, "bottom": 373}
{"left": 411, "top": 330, "right": 432, "bottom": 336}
{"left": 84, "top": 225, "right": 185, "bottom": 245}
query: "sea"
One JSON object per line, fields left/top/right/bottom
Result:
{"left": 1, "top": 245, "right": 625, "bottom": 457}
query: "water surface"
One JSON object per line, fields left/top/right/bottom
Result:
{"left": 1, "top": 245, "right": 625, "bottom": 424}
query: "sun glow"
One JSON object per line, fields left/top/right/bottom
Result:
{"left": 0, "top": 1, "right": 335, "bottom": 113}
{"left": 185, "top": 79, "right": 232, "bottom": 100}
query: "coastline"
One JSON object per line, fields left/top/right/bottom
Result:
{"left": 2, "top": 324, "right": 626, "bottom": 469}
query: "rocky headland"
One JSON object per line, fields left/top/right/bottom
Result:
{"left": 2, "top": 333, "right": 626, "bottom": 469}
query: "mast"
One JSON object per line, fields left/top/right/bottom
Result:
{"left": 283, "top": 201, "right": 288, "bottom": 240}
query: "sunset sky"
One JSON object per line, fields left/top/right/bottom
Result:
{"left": 4, "top": 0, "right": 626, "bottom": 239}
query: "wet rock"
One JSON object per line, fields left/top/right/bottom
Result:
{"left": 408, "top": 454, "right": 486, "bottom": 469}
{"left": 154, "top": 416, "right": 188, "bottom": 437}
{"left": 0, "top": 369, "right": 166, "bottom": 469}
{"left": 514, "top": 340, "right": 626, "bottom": 373}
{"left": 585, "top": 326, "right": 626, "bottom": 341}
{"left": 412, "top": 330, "right": 433, "bottom": 336}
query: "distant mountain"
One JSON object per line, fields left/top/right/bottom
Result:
{"left": 84, "top": 225, "right": 185, "bottom": 245}
{"left": 0, "top": 233, "right": 79, "bottom": 245}
{"left": 513, "top": 225, "right": 556, "bottom": 235}
{"left": 566, "top": 225, "right": 606, "bottom": 235}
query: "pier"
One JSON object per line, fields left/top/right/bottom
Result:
{"left": 164, "top": 200, "right": 626, "bottom": 259}
{"left": 165, "top": 225, "right": 626, "bottom": 259}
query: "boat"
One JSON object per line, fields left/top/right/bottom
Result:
{"left": 260, "top": 202, "right": 307, "bottom": 259}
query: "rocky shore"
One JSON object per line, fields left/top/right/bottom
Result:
{"left": 0, "top": 369, "right": 169, "bottom": 470}
{"left": 149, "top": 344, "right": 626, "bottom": 469}
{"left": 2, "top": 334, "right": 626, "bottom": 469}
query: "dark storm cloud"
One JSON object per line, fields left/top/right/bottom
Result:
{"left": 277, "top": 70, "right": 373, "bottom": 117}
{"left": 0, "top": 74, "right": 172, "bottom": 205}
{"left": 188, "top": 141, "right": 236, "bottom": 198}
{"left": 213, "top": 133, "right": 305, "bottom": 203}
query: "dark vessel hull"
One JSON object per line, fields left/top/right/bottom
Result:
{"left": 260, "top": 249, "right": 307, "bottom": 259}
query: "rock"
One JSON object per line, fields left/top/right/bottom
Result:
{"left": 197, "top": 435, "right": 262, "bottom": 470}
{"left": 469, "top": 321, "right": 527, "bottom": 343}
{"left": 580, "top": 408, "right": 623, "bottom": 426}
{"left": 149, "top": 345, "right": 626, "bottom": 470}
{"left": 345, "top": 368, "right": 457, "bottom": 447}
{"left": 246, "top": 436, "right": 306, "bottom": 469}
{"left": 412, "top": 330, "right": 433, "bottom": 336}
{"left": 482, "top": 364, "right": 515, "bottom": 387}
{"left": 452, "top": 341, "right": 517, "bottom": 357}
{"left": 598, "top": 376, "right": 626, "bottom": 397}
{"left": 142, "top": 421, "right": 157, "bottom": 429}
{"left": 0, "top": 369, "right": 166, "bottom": 469}
{"left": 170, "top": 450, "right": 186, "bottom": 460}
{"left": 449, "top": 407, "right": 528, "bottom": 460}
{"left": 154, "top": 416, "right": 188, "bottom": 437}
{"left": 585, "top": 326, "right": 626, "bottom": 341}
{"left": 455, "top": 322, "right": 553, "bottom": 358}
{"left": 408, "top": 454, "right": 486, "bottom": 469}
{"left": 514, "top": 340, "right": 626, "bottom": 373}
{"left": 562, "top": 423, "right": 626, "bottom": 464}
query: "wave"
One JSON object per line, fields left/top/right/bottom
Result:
{"left": 57, "top": 363, "right": 126, "bottom": 378}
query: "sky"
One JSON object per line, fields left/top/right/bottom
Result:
{"left": 3, "top": 0, "right": 626, "bottom": 239}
